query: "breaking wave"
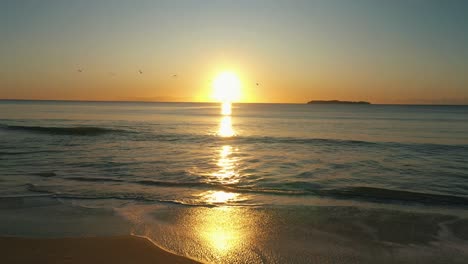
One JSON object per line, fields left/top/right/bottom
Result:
{"left": 0, "top": 124, "right": 124, "bottom": 136}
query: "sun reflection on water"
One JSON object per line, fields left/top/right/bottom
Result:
{"left": 200, "top": 190, "right": 240, "bottom": 204}
{"left": 202, "top": 208, "right": 239, "bottom": 253}
{"left": 221, "top": 101, "right": 232, "bottom": 116}
{"left": 218, "top": 116, "right": 235, "bottom": 137}
{"left": 195, "top": 206, "right": 251, "bottom": 255}
{"left": 210, "top": 145, "right": 239, "bottom": 184}
{"left": 190, "top": 99, "right": 252, "bottom": 258}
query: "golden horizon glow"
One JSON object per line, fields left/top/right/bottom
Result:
{"left": 4, "top": 2, "right": 468, "bottom": 105}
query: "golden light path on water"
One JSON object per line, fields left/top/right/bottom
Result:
{"left": 221, "top": 101, "right": 232, "bottom": 116}
{"left": 210, "top": 145, "right": 239, "bottom": 184}
{"left": 218, "top": 116, "right": 235, "bottom": 138}
{"left": 196, "top": 207, "right": 249, "bottom": 256}
{"left": 176, "top": 206, "right": 264, "bottom": 263}
{"left": 194, "top": 99, "right": 248, "bottom": 256}
{"left": 133, "top": 95, "right": 267, "bottom": 262}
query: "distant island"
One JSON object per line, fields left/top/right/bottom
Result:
{"left": 307, "top": 100, "right": 371, "bottom": 105}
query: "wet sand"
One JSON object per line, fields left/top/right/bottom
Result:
{"left": 0, "top": 235, "right": 200, "bottom": 264}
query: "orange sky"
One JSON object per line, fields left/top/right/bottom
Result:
{"left": 2, "top": 1, "right": 468, "bottom": 104}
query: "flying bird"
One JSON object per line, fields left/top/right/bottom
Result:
{"left": 256, "top": 82, "right": 260, "bottom": 86}
{"left": 172, "top": 74, "right": 178, "bottom": 78}
{"left": 139, "top": 70, "right": 143, "bottom": 74}
{"left": 77, "top": 69, "right": 83, "bottom": 73}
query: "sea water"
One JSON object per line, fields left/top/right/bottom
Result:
{"left": 1, "top": 100, "right": 468, "bottom": 263}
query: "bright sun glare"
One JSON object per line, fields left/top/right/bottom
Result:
{"left": 213, "top": 71, "right": 241, "bottom": 104}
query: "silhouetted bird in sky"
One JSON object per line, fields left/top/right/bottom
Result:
{"left": 139, "top": 70, "right": 143, "bottom": 74}
{"left": 77, "top": 69, "right": 82, "bottom": 73}
{"left": 256, "top": 82, "right": 259, "bottom": 86}
{"left": 172, "top": 74, "right": 178, "bottom": 78}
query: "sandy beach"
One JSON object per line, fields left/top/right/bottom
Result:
{"left": 0, "top": 235, "right": 200, "bottom": 264}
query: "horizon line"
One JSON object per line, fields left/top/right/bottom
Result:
{"left": 0, "top": 98, "right": 467, "bottom": 106}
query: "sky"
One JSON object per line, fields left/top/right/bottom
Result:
{"left": 1, "top": 0, "right": 468, "bottom": 104}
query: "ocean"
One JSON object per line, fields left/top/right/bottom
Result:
{"left": 1, "top": 100, "right": 468, "bottom": 263}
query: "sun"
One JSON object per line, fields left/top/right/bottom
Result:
{"left": 212, "top": 71, "right": 241, "bottom": 103}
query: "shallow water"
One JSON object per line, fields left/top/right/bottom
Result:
{"left": 1, "top": 100, "right": 468, "bottom": 263}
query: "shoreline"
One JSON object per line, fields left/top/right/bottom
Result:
{"left": 0, "top": 235, "right": 201, "bottom": 264}
{"left": 1, "top": 196, "right": 468, "bottom": 263}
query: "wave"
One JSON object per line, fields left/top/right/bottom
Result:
{"left": 235, "top": 136, "right": 468, "bottom": 152}
{"left": 319, "top": 187, "right": 468, "bottom": 206}
{"left": 23, "top": 183, "right": 275, "bottom": 207}
{"left": 234, "top": 136, "right": 377, "bottom": 147}
{"left": 132, "top": 132, "right": 468, "bottom": 152}
{"left": 25, "top": 184, "right": 154, "bottom": 202}
{"left": 66, "top": 176, "right": 311, "bottom": 195}
{"left": 27, "top": 175, "right": 468, "bottom": 207}
{"left": 33, "top": 172, "right": 57, "bottom": 177}
{"left": 0, "top": 150, "right": 62, "bottom": 156}
{"left": 0, "top": 124, "right": 124, "bottom": 136}
{"left": 66, "top": 177, "right": 208, "bottom": 188}
{"left": 4, "top": 122, "right": 464, "bottom": 151}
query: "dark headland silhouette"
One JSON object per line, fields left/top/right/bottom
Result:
{"left": 307, "top": 100, "right": 371, "bottom": 105}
